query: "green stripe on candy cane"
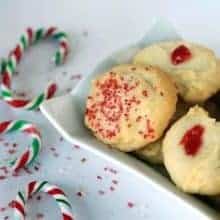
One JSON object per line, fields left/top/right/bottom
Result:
{"left": 0, "top": 120, "right": 42, "bottom": 172}
{"left": 0, "top": 27, "right": 69, "bottom": 110}
{"left": 0, "top": 59, "right": 7, "bottom": 73}
{"left": 13, "top": 181, "right": 74, "bottom": 220}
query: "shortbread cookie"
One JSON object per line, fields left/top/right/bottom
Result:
{"left": 133, "top": 41, "right": 220, "bottom": 103}
{"left": 135, "top": 139, "right": 163, "bottom": 164}
{"left": 85, "top": 64, "right": 177, "bottom": 151}
{"left": 163, "top": 106, "right": 220, "bottom": 195}
{"left": 135, "top": 100, "right": 190, "bottom": 164}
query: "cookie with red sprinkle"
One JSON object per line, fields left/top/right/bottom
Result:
{"left": 135, "top": 100, "right": 191, "bottom": 164}
{"left": 85, "top": 64, "right": 177, "bottom": 152}
{"left": 133, "top": 41, "right": 220, "bottom": 103}
{"left": 163, "top": 106, "right": 220, "bottom": 195}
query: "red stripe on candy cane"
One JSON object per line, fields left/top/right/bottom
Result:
{"left": 63, "top": 213, "right": 74, "bottom": 220}
{"left": 28, "top": 181, "right": 37, "bottom": 198}
{"left": 26, "top": 28, "right": 33, "bottom": 44}
{"left": 13, "top": 201, "right": 25, "bottom": 216}
{"left": 2, "top": 72, "right": 11, "bottom": 88}
{"left": 46, "top": 27, "right": 57, "bottom": 36}
{"left": 0, "top": 121, "right": 11, "bottom": 132}
{"left": 23, "top": 127, "right": 41, "bottom": 137}
{"left": 13, "top": 45, "right": 22, "bottom": 63}
{"left": 7, "top": 99, "right": 30, "bottom": 108}
{"left": 46, "top": 83, "right": 57, "bottom": 99}
{"left": 14, "top": 151, "right": 30, "bottom": 172}
{"left": 47, "top": 188, "right": 66, "bottom": 196}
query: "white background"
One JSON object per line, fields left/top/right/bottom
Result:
{"left": 0, "top": 0, "right": 219, "bottom": 219}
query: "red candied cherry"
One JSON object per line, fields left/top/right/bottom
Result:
{"left": 180, "top": 124, "right": 204, "bottom": 156}
{"left": 171, "top": 45, "right": 192, "bottom": 65}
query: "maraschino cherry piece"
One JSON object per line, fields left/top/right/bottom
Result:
{"left": 171, "top": 45, "right": 192, "bottom": 65}
{"left": 180, "top": 124, "right": 204, "bottom": 156}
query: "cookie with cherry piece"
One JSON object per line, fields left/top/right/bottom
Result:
{"left": 84, "top": 64, "right": 177, "bottom": 152}
{"left": 163, "top": 106, "right": 220, "bottom": 195}
{"left": 133, "top": 41, "right": 220, "bottom": 103}
{"left": 135, "top": 100, "right": 191, "bottom": 164}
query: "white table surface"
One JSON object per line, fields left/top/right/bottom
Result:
{"left": 0, "top": 1, "right": 220, "bottom": 219}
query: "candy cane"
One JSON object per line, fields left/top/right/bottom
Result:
{"left": 13, "top": 180, "right": 74, "bottom": 220}
{"left": 0, "top": 120, "right": 41, "bottom": 172}
{"left": 1, "top": 27, "right": 70, "bottom": 110}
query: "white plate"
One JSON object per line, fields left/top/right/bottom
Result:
{"left": 40, "top": 19, "right": 220, "bottom": 219}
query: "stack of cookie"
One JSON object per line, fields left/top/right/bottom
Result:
{"left": 85, "top": 41, "right": 220, "bottom": 195}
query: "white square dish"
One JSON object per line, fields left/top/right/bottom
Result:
{"left": 40, "top": 19, "right": 220, "bottom": 219}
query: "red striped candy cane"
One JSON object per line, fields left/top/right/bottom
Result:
{"left": 1, "top": 27, "right": 70, "bottom": 110}
{"left": 13, "top": 180, "right": 74, "bottom": 220}
{"left": 0, "top": 120, "right": 41, "bottom": 172}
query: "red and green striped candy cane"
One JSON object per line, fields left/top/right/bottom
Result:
{"left": 13, "top": 180, "right": 74, "bottom": 220}
{"left": 1, "top": 27, "right": 70, "bottom": 110}
{"left": 0, "top": 120, "right": 41, "bottom": 172}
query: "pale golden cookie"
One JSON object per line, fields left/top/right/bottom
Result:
{"left": 135, "top": 100, "right": 190, "bottom": 164}
{"left": 135, "top": 139, "right": 163, "bottom": 164}
{"left": 85, "top": 64, "right": 177, "bottom": 152}
{"left": 133, "top": 41, "right": 220, "bottom": 103}
{"left": 163, "top": 106, "right": 220, "bottom": 195}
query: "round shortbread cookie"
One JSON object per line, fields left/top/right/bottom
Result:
{"left": 135, "top": 139, "right": 163, "bottom": 164}
{"left": 85, "top": 64, "right": 177, "bottom": 151}
{"left": 163, "top": 106, "right": 220, "bottom": 195}
{"left": 133, "top": 41, "right": 220, "bottom": 103}
{"left": 135, "top": 100, "right": 190, "bottom": 164}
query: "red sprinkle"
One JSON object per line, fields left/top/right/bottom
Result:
{"left": 180, "top": 124, "right": 204, "bottom": 156}
{"left": 76, "top": 191, "right": 83, "bottom": 197}
{"left": 112, "top": 180, "right": 118, "bottom": 185}
{"left": 171, "top": 45, "right": 192, "bottom": 65}
{"left": 110, "top": 186, "right": 115, "bottom": 191}
{"left": 136, "top": 116, "right": 142, "bottom": 122}
{"left": 36, "top": 195, "right": 42, "bottom": 201}
{"left": 0, "top": 207, "right": 6, "bottom": 212}
{"left": 81, "top": 158, "right": 87, "bottom": 163}
{"left": 142, "top": 90, "right": 148, "bottom": 97}
{"left": 143, "top": 119, "right": 155, "bottom": 139}
{"left": 34, "top": 166, "right": 39, "bottom": 171}
{"left": 127, "top": 201, "right": 135, "bottom": 208}
{"left": 50, "top": 147, "right": 56, "bottom": 152}
{"left": 13, "top": 143, "right": 18, "bottom": 148}
{"left": 36, "top": 213, "right": 44, "bottom": 219}
{"left": 8, "top": 149, "right": 16, "bottom": 154}
{"left": 4, "top": 142, "right": 9, "bottom": 147}
{"left": 0, "top": 176, "right": 6, "bottom": 180}
{"left": 98, "top": 190, "right": 105, "bottom": 195}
